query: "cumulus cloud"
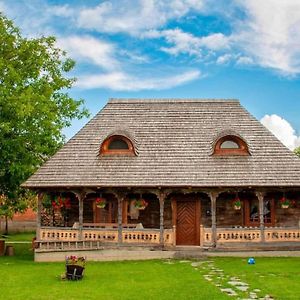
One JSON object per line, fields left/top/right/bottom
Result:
{"left": 144, "top": 28, "right": 229, "bottom": 56}
{"left": 261, "top": 114, "right": 300, "bottom": 150}
{"left": 77, "top": 0, "right": 206, "bottom": 35}
{"left": 232, "top": 0, "right": 300, "bottom": 75}
{"left": 76, "top": 69, "right": 201, "bottom": 91}
{"left": 58, "top": 36, "right": 119, "bottom": 71}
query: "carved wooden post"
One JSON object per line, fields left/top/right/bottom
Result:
{"left": 209, "top": 192, "right": 218, "bottom": 247}
{"left": 158, "top": 191, "right": 166, "bottom": 246}
{"left": 117, "top": 193, "right": 124, "bottom": 245}
{"left": 36, "top": 192, "right": 44, "bottom": 240}
{"left": 256, "top": 191, "right": 265, "bottom": 242}
{"left": 77, "top": 191, "right": 86, "bottom": 241}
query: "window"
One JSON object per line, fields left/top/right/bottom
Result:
{"left": 214, "top": 135, "right": 249, "bottom": 156}
{"left": 100, "top": 135, "right": 135, "bottom": 155}
{"left": 244, "top": 198, "right": 275, "bottom": 226}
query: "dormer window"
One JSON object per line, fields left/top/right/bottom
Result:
{"left": 214, "top": 135, "right": 249, "bottom": 156}
{"left": 100, "top": 135, "right": 135, "bottom": 156}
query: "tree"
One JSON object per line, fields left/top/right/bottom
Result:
{"left": 295, "top": 146, "right": 300, "bottom": 158}
{"left": 0, "top": 14, "right": 89, "bottom": 233}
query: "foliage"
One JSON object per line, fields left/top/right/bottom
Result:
{"left": 95, "top": 197, "right": 106, "bottom": 208}
{"left": 0, "top": 14, "right": 89, "bottom": 218}
{"left": 133, "top": 199, "right": 148, "bottom": 209}
{"left": 294, "top": 146, "right": 300, "bottom": 158}
{"left": 66, "top": 255, "right": 86, "bottom": 268}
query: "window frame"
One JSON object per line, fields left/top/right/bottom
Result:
{"left": 100, "top": 135, "right": 135, "bottom": 156}
{"left": 244, "top": 198, "right": 275, "bottom": 227}
{"left": 214, "top": 135, "right": 249, "bottom": 156}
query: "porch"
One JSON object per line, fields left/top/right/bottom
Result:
{"left": 34, "top": 188, "right": 300, "bottom": 254}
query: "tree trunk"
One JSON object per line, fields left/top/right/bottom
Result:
{"left": 5, "top": 215, "right": 8, "bottom": 235}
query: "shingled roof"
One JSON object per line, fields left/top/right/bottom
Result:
{"left": 23, "top": 99, "right": 300, "bottom": 188}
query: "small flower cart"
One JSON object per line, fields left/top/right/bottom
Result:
{"left": 65, "top": 256, "right": 86, "bottom": 280}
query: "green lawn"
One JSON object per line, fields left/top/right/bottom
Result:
{"left": 0, "top": 235, "right": 300, "bottom": 300}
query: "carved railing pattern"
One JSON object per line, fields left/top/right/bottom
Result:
{"left": 122, "top": 229, "right": 160, "bottom": 244}
{"left": 265, "top": 228, "right": 300, "bottom": 242}
{"left": 202, "top": 227, "right": 300, "bottom": 244}
{"left": 38, "top": 226, "right": 174, "bottom": 247}
{"left": 40, "top": 227, "right": 78, "bottom": 241}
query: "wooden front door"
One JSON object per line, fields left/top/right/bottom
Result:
{"left": 176, "top": 200, "right": 200, "bottom": 245}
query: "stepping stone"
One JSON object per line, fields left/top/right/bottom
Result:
{"left": 228, "top": 281, "right": 248, "bottom": 286}
{"left": 253, "top": 289, "right": 261, "bottom": 293}
{"left": 236, "top": 286, "right": 249, "bottom": 292}
{"left": 179, "top": 260, "right": 191, "bottom": 263}
{"left": 249, "top": 292, "right": 258, "bottom": 299}
{"left": 220, "top": 288, "right": 238, "bottom": 296}
{"left": 191, "top": 262, "right": 202, "bottom": 267}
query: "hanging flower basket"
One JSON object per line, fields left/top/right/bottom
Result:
{"left": 280, "top": 197, "right": 290, "bottom": 209}
{"left": 133, "top": 199, "right": 148, "bottom": 210}
{"left": 233, "top": 198, "right": 241, "bottom": 210}
{"left": 96, "top": 197, "right": 106, "bottom": 208}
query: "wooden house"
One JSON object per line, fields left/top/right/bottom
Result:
{"left": 22, "top": 99, "right": 300, "bottom": 260}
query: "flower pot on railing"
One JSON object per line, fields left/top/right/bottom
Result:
{"left": 281, "top": 204, "right": 289, "bottom": 209}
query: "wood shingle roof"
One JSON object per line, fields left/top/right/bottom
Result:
{"left": 23, "top": 99, "right": 300, "bottom": 188}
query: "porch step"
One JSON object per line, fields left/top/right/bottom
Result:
{"left": 174, "top": 246, "right": 207, "bottom": 259}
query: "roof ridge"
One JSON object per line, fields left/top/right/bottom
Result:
{"left": 108, "top": 98, "right": 240, "bottom": 104}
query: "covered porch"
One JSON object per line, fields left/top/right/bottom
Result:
{"left": 35, "top": 188, "right": 300, "bottom": 253}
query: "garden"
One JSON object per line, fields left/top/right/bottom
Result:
{"left": 0, "top": 232, "right": 299, "bottom": 299}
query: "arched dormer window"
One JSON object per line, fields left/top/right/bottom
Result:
{"left": 100, "top": 135, "right": 135, "bottom": 156}
{"left": 214, "top": 135, "right": 249, "bottom": 156}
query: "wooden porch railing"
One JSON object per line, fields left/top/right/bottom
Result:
{"left": 38, "top": 226, "right": 174, "bottom": 251}
{"left": 203, "top": 227, "right": 300, "bottom": 245}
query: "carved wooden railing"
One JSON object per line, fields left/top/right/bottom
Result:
{"left": 202, "top": 227, "right": 300, "bottom": 245}
{"left": 265, "top": 228, "right": 300, "bottom": 242}
{"left": 38, "top": 226, "right": 174, "bottom": 251}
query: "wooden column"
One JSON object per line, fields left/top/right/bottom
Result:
{"left": 209, "top": 192, "right": 218, "bottom": 247}
{"left": 256, "top": 191, "right": 265, "bottom": 242}
{"left": 158, "top": 191, "right": 166, "bottom": 246}
{"left": 36, "top": 192, "right": 43, "bottom": 240}
{"left": 77, "top": 191, "right": 85, "bottom": 241}
{"left": 117, "top": 194, "right": 123, "bottom": 245}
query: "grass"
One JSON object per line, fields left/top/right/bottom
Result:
{"left": 213, "top": 257, "right": 300, "bottom": 300}
{"left": 0, "top": 234, "right": 300, "bottom": 300}
{"left": 0, "top": 243, "right": 227, "bottom": 300}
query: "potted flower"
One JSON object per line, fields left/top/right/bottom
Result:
{"left": 65, "top": 255, "right": 86, "bottom": 280}
{"left": 233, "top": 198, "right": 242, "bottom": 210}
{"left": 280, "top": 197, "right": 290, "bottom": 209}
{"left": 133, "top": 199, "right": 148, "bottom": 210}
{"left": 96, "top": 197, "right": 106, "bottom": 208}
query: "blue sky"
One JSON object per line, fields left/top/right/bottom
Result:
{"left": 1, "top": 0, "right": 300, "bottom": 149}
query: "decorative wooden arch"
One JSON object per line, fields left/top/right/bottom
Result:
{"left": 213, "top": 135, "right": 249, "bottom": 156}
{"left": 100, "top": 135, "right": 135, "bottom": 156}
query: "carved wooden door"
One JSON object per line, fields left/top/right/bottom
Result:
{"left": 176, "top": 200, "right": 200, "bottom": 245}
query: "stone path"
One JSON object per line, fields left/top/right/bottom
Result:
{"left": 178, "top": 259, "right": 275, "bottom": 300}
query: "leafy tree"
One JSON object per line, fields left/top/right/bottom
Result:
{"left": 295, "top": 146, "right": 300, "bottom": 158}
{"left": 0, "top": 14, "right": 89, "bottom": 233}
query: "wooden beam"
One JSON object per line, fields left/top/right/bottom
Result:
{"left": 158, "top": 191, "right": 166, "bottom": 246}
{"left": 36, "top": 192, "right": 44, "bottom": 240}
{"left": 116, "top": 193, "right": 124, "bottom": 245}
{"left": 256, "top": 191, "right": 265, "bottom": 242}
{"left": 209, "top": 191, "right": 219, "bottom": 247}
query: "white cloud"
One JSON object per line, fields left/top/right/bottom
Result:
{"left": 261, "top": 114, "right": 300, "bottom": 150}
{"left": 76, "top": 69, "right": 201, "bottom": 91}
{"left": 232, "top": 0, "right": 300, "bottom": 75}
{"left": 236, "top": 56, "right": 253, "bottom": 65}
{"left": 77, "top": 0, "right": 206, "bottom": 35}
{"left": 144, "top": 28, "right": 229, "bottom": 56}
{"left": 58, "top": 36, "right": 119, "bottom": 71}
{"left": 216, "top": 54, "right": 232, "bottom": 64}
